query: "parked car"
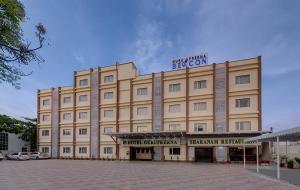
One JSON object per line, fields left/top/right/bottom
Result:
{"left": 0, "top": 152, "right": 4, "bottom": 161}
{"left": 6, "top": 152, "right": 30, "bottom": 161}
{"left": 30, "top": 152, "right": 49, "bottom": 160}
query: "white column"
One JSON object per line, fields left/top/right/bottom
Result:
{"left": 286, "top": 140, "right": 288, "bottom": 157}
{"left": 277, "top": 136, "right": 280, "bottom": 179}
{"left": 256, "top": 140, "right": 259, "bottom": 173}
{"left": 243, "top": 143, "right": 246, "bottom": 168}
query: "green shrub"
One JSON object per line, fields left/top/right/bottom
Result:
{"left": 287, "top": 159, "right": 295, "bottom": 168}
{"left": 294, "top": 157, "right": 300, "bottom": 164}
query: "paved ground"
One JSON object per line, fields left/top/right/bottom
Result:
{"left": 248, "top": 166, "right": 300, "bottom": 186}
{"left": 0, "top": 160, "right": 299, "bottom": 190}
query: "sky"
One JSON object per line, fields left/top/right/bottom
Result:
{"left": 0, "top": 0, "right": 300, "bottom": 131}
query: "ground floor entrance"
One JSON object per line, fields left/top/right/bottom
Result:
{"left": 229, "top": 147, "right": 256, "bottom": 162}
{"left": 130, "top": 147, "right": 153, "bottom": 160}
{"left": 195, "top": 148, "right": 213, "bottom": 162}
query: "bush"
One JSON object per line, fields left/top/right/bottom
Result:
{"left": 294, "top": 157, "right": 300, "bottom": 164}
{"left": 287, "top": 159, "right": 295, "bottom": 169}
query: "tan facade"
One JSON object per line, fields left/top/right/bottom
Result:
{"left": 37, "top": 56, "right": 263, "bottom": 162}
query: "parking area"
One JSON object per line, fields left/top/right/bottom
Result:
{"left": 0, "top": 160, "right": 299, "bottom": 190}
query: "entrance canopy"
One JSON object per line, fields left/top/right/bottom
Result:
{"left": 243, "top": 126, "right": 300, "bottom": 180}
{"left": 244, "top": 126, "right": 300, "bottom": 142}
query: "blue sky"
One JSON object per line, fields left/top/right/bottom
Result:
{"left": 0, "top": 0, "right": 300, "bottom": 131}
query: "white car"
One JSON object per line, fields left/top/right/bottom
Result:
{"left": 0, "top": 152, "right": 4, "bottom": 161}
{"left": 30, "top": 152, "right": 49, "bottom": 160}
{"left": 7, "top": 152, "right": 30, "bottom": 161}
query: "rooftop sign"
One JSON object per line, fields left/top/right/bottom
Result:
{"left": 172, "top": 53, "right": 208, "bottom": 70}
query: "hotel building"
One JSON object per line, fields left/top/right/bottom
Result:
{"left": 37, "top": 56, "right": 268, "bottom": 162}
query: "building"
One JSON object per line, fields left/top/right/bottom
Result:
{"left": 0, "top": 132, "right": 30, "bottom": 154}
{"left": 271, "top": 141, "right": 300, "bottom": 159}
{"left": 37, "top": 56, "right": 265, "bottom": 162}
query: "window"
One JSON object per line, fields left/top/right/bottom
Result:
{"left": 41, "top": 130, "right": 49, "bottom": 136}
{"left": 42, "top": 99, "right": 50, "bottom": 106}
{"left": 42, "top": 115, "right": 49, "bottom": 121}
{"left": 104, "top": 75, "right": 114, "bottom": 83}
{"left": 79, "top": 95, "right": 88, "bottom": 102}
{"left": 169, "top": 104, "right": 181, "bottom": 113}
{"left": 194, "top": 123, "right": 207, "bottom": 132}
{"left": 104, "top": 92, "right": 113, "bottom": 99}
{"left": 63, "top": 113, "right": 71, "bottom": 120}
{"left": 235, "top": 121, "right": 251, "bottom": 131}
{"left": 41, "top": 147, "right": 49, "bottom": 153}
{"left": 137, "top": 88, "right": 148, "bottom": 96}
{"left": 235, "top": 98, "right": 250, "bottom": 108}
{"left": 63, "top": 147, "right": 71, "bottom": 153}
{"left": 137, "top": 126, "right": 148, "bottom": 132}
{"left": 104, "top": 147, "right": 113, "bottom": 154}
{"left": 194, "top": 102, "right": 207, "bottom": 111}
{"left": 79, "top": 112, "right": 88, "bottom": 119}
{"left": 63, "top": 96, "right": 71, "bottom": 104}
{"left": 169, "top": 83, "right": 181, "bottom": 92}
{"left": 63, "top": 129, "right": 71, "bottom": 136}
{"left": 0, "top": 133, "right": 8, "bottom": 151}
{"left": 137, "top": 107, "right": 148, "bottom": 115}
{"left": 79, "top": 79, "right": 88, "bottom": 86}
{"left": 104, "top": 110, "right": 113, "bottom": 117}
{"left": 169, "top": 124, "right": 181, "bottom": 131}
{"left": 236, "top": 75, "right": 250, "bottom": 84}
{"left": 79, "top": 147, "right": 87, "bottom": 154}
{"left": 169, "top": 148, "right": 180, "bottom": 155}
{"left": 194, "top": 80, "right": 207, "bottom": 89}
{"left": 104, "top": 127, "right": 113, "bottom": 134}
{"left": 79, "top": 128, "right": 87, "bottom": 135}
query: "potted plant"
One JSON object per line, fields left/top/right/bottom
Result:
{"left": 287, "top": 159, "right": 295, "bottom": 169}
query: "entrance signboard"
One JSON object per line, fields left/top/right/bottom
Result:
{"left": 188, "top": 138, "right": 257, "bottom": 146}
{"left": 121, "top": 138, "right": 180, "bottom": 146}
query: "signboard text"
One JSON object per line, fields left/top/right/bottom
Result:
{"left": 172, "top": 53, "right": 208, "bottom": 70}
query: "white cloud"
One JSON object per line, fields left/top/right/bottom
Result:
{"left": 127, "top": 17, "right": 173, "bottom": 74}
{"left": 74, "top": 53, "right": 85, "bottom": 65}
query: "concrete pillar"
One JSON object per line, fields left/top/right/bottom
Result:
{"left": 214, "top": 63, "right": 228, "bottom": 133}
{"left": 256, "top": 140, "right": 259, "bottom": 173}
{"left": 90, "top": 68, "right": 99, "bottom": 159}
{"left": 152, "top": 73, "right": 163, "bottom": 132}
{"left": 51, "top": 88, "right": 59, "bottom": 158}
{"left": 277, "top": 136, "right": 280, "bottom": 179}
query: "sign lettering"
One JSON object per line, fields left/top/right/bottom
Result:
{"left": 172, "top": 53, "right": 208, "bottom": 70}
{"left": 121, "top": 138, "right": 180, "bottom": 146}
{"left": 188, "top": 138, "right": 256, "bottom": 146}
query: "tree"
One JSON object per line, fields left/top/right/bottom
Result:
{"left": 20, "top": 117, "right": 37, "bottom": 149}
{"left": 0, "top": 0, "right": 46, "bottom": 89}
{"left": 0, "top": 114, "right": 37, "bottom": 150}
